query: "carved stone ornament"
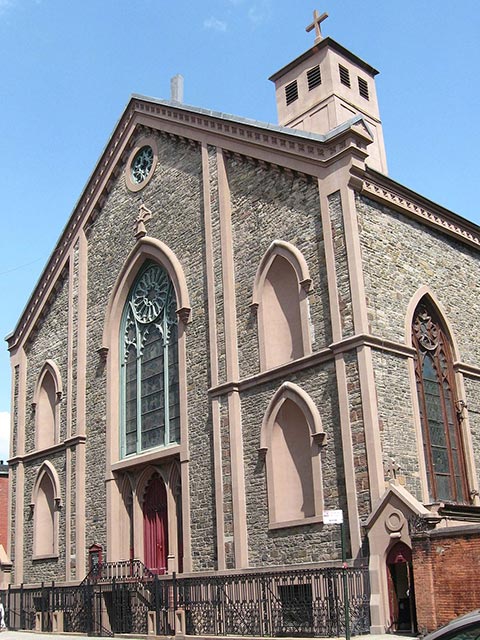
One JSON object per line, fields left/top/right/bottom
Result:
{"left": 134, "top": 204, "right": 153, "bottom": 239}
{"left": 176, "top": 306, "right": 191, "bottom": 324}
{"left": 312, "top": 432, "right": 327, "bottom": 446}
{"left": 97, "top": 347, "right": 109, "bottom": 363}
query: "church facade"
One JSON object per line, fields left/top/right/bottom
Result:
{"left": 6, "top": 13, "right": 480, "bottom": 635}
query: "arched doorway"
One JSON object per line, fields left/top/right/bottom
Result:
{"left": 386, "top": 542, "right": 417, "bottom": 634}
{"left": 143, "top": 474, "right": 168, "bottom": 574}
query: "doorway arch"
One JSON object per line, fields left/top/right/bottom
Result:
{"left": 143, "top": 473, "right": 168, "bottom": 574}
{"left": 386, "top": 542, "right": 417, "bottom": 633}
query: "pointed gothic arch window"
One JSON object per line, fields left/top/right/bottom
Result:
{"left": 120, "top": 262, "right": 179, "bottom": 457}
{"left": 412, "top": 301, "right": 468, "bottom": 503}
{"left": 261, "top": 382, "right": 325, "bottom": 527}
{"left": 253, "top": 241, "right": 312, "bottom": 371}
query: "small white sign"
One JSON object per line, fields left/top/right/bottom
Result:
{"left": 323, "top": 509, "right": 343, "bottom": 524}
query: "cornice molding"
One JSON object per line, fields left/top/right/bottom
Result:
{"left": 209, "top": 333, "right": 420, "bottom": 397}
{"left": 133, "top": 98, "right": 372, "bottom": 169}
{"left": 359, "top": 171, "right": 480, "bottom": 252}
{"left": 8, "top": 434, "right": 87, "bottom": 466}
{"left": 454, "top": 361, "right": 480, "bottom": 379}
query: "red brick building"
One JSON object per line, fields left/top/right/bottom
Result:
{"left": 412, "top": 525, "right": 480, "bottom": 633}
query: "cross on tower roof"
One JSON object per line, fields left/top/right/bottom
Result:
{"left": 306, "top": 9, "right": 328, "bottom": 44}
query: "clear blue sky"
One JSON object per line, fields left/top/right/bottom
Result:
{"left": 0, "top": 0, "right": 479, "bottom": 461}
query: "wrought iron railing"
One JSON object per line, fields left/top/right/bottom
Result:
{"left": 3, "top": 563, "right": 370, "bottom": 637}
{"left": 178, "top": 567, "right": 370, "bottom": 637}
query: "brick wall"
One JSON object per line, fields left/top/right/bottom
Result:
{"left": 412, "top": 526, "right": 480, "bottom": 632}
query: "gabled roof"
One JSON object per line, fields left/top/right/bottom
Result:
{"left": 6, "top": 95, "right": 373, "bottom": 351}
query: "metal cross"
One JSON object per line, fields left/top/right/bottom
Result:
{"left": 306, "top": 9, "right": 328, "bottom": 44}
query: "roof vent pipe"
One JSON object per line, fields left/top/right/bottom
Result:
{"left": 170, "top": 74, "right": 184, "bottom": 103}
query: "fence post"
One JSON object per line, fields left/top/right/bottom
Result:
{"left": 19, "top": 583, "right": 24, "bottom": 629}
{"left": 6, "top": 584, "right": 10, "bottom": 629}
{"left": 154, "top": 574, "right": 160, "bottom": 635}
{"left": 173, "top": 572, "right": 177, "bottom": 614}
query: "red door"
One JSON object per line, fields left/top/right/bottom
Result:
{"left": 143, "top": 474, "right": 168, "bottom": 574}
{"left": 386, "top": 541, "right": 417, "bottom": 633}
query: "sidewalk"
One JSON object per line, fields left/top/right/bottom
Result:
{"left": 0, "top": 631, "right": 418, "bottom": 640}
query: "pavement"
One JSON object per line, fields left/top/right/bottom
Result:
{"left": 0, "top": 631, "right": 418, "bottom": 640}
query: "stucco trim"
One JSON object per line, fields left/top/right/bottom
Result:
{"left": 260, "top": 382, "right": 325, "bottom": 450}
{"left": 30, "top": 461, "right": 62, "bottom": 507}
{"left": 201, "top": 143, "right": 226, "bottom": 570}
{"left": 252, "top": 240, "right": 312, "bottom": 305}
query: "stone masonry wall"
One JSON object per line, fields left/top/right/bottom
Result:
{"left": 357, "top": 195, "right": 480, "bottom": 362}
{"left": 243, "top": 362, "right": 344, "bottom": 566}
{"left": 19, "top": 268, "right": 70, "bottom": 583}
{"left": 24, "top": 268, "right": 69, "bottom": 453}
{"left": 226, "top": 156, "right": 330, "bottom": 380}
{"left": 357, "top": 194, "right": 480, "bottom": 492}
{"left": 372, "top": 350, "right": 423, "bottom": 501}
{"left": 329, "top": 192, "right": 353, "bottom": 338}
{"left": 85, "top": 128, "right": 216, "bottom": 569}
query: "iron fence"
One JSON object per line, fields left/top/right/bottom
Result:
{"left": 2, "top": 563, "right": 370, "bottom": 637}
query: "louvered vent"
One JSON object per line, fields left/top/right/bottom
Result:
{"left": 358, "top": 77, "right": 369, "bottom": 100}
{"left": 285, "top": 80, "right": 299, "bottom": 105}
{"left": 339, "top": 64, "right": 351, "bottom": 87}
{"left": 307, "top": 65, "right": 322, "bottom": 91}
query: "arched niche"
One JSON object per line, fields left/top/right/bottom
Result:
{"left": 33, "top": 360, "right": 63, "bottom": 450}
{"left": 252, "top": 241, "right": 312, "bottom": 371}
{"left": 260, "top": 382, "right": 325, "bottom": 528}
{"left": 31, "top": 461, "right": 62, "bottom": 558}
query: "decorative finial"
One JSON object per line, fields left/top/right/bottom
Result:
{"left": 134, "top": 204, "right": 152, "bottom": 239}
{"left": 306, "top": 9, "right": 328, "bottom": 44}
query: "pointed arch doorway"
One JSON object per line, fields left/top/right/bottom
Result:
{"left": 386, "top": 542, "right": 417, "bottom": 634}
{"left": 143, "top": 474, "right": 168, "bottom": 574}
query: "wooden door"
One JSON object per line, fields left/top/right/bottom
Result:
{"left": 143, "top": 474, "right": 168, "bottom": 574}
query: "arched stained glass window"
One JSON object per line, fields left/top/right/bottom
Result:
{"left": 121, "top": 262, "right": 179, "bottom": 457}
{"left": 412, "top": 302, "right": 468, "bottom": 503}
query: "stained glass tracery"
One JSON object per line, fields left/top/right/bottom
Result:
{"left": 412, "top": 302, "right": 468, "bottom": 504}
{"left": 121, "top": 263, "right": 179, "bottom": 457}
{"left": 131, "top": 146, "right": 154, "bottom": 185}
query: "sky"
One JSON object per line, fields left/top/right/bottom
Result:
{"left": 0, "top": 0, "right": 479, "bottom": 462}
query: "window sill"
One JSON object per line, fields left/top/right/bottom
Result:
{"left": 269, "top": 515, "right": 323, "bottom": 530}
{"left": 32, "top": 554, "right": 58, "bottom": 561}
{"left": 112, "top": 444, "right": 181, "bottom": 472}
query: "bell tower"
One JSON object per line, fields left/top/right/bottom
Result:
{"left": 270, "top": 10, "right": 388, "bottom": 173}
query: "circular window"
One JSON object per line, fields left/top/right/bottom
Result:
{"left": 125, "top": 137, "right": 158, "bottom": 192}
{"left": 131, "top": 146, "right": 154, "bottom": 184}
